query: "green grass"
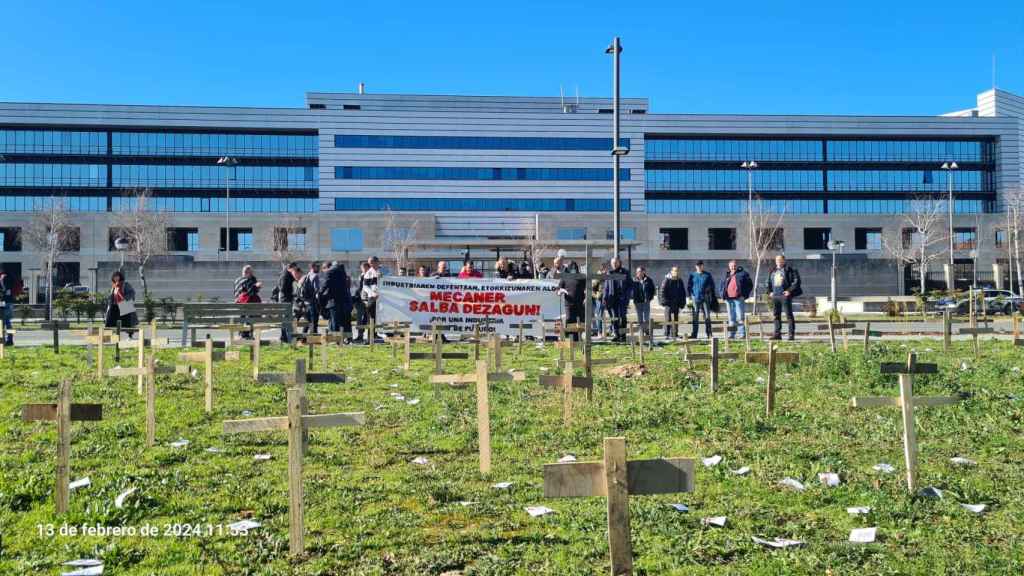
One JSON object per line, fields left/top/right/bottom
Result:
{"left": 1, "top": 337, "right": 1023, "bottom": 575}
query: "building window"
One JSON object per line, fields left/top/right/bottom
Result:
{"left": 334, "top": 197, "right": 630, "bottom": 212}
{"left": 855, "top": 228, "right": 883, "bottom": 251}
{"left": 757, "top": 228, "right": 784, "bottom": 251}
{"left": 273, "top": 227, "right": 306, "bottom": 252}
{"left": 63, "top": 228, "right": 81, "bottom": 253}
{"left": 335, "top": 166, "right": 630, "bottom": 182}
{"left": 167, "top": 228, "right": 199, "bottom": 252}
{"left": 220, "top": 228, "right": 253, "bottom": 252}
{"left": 605, "top": 228, "right": 637, "bottom": 241}
{"left": 0, "top": 227, "right": 21, "bottom": 252}
{"left": 331, "top": 228, "right": 364, "bottom": 252}
{"left": 708, "top": 228, "right": 736, "bottom": 251}
{"left": 953, "top": 227, "right": 977, "bottom": 251}
{"left": 659, "top": 227, "right": 688, "bottom": 250}
{"left": 995, "top": 229, "right": 1007, "bottom": 248}
{"left": 556, "top": 228, "right": 587, "bottom": 241}
{"left": 335, "top": 134, "right": 629, "bottom": 151}
{"left": 804, "top": 228, "right": 831, "bottom": 251}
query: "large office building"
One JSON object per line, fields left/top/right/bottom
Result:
{"left": 0, "top": 87, "right": 1021, "bottom": 299}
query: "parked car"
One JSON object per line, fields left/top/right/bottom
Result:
{"left": 936, "top": 289, "right": 1022, "bottom": 315}
{"left": 63, "top": 284, "right": 91, "bottom": 296}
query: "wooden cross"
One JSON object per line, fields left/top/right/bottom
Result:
{"left": 509, "top": 321, "right": 533, "bottom": 356}
{"left": 744, "top": 345, "right": 800, "bottom": 416}
{"left": 543, "top": 437, "right": 695, "bottom": 576}
{"left": 306, "top": 332, "right": 346, "bottom": 371}
{"left": 555, "top": 330, "right": 579, "bottom": 370}
{"left": 942, "top": 310, "right": 952, "bottom": 352}
{"left": 223, "top": 387, "right": 364, "bottom": 555}
{"left": 256, "top": 359, "right": 346, "bottom": 455}
{"left": 354, "top": 316, "right": 377, "bottom": 350}
{"left": 177, "top": 336, "right": 223, "bottom": 413}
{"left": 555, "top": 244, "right": 626, "bottom": 368}
{"left": 818, "top": 316, "right": 856, "bottom": 353}
{"left": 626, "top": 322, "right": 648, "bottom": 365}
{"left": 385, "top": 321, "right": 410, "bottom": 358}
{"left": 851, "top": 322, "right": 882, "bottom": 355}
{"left": 661, "top": 318, "right": 689, "bottom": 341}
{"left": 958, "top": 325, "right": 994, "bottom": 359}
{"left": 429, "top": 360, "right": 523, "bottom": 474}
{"left": 112, "top": 323, "right": 170, "bottom": 394}
{"left": 538, "top": 360, "right": 593, "bottom": 425}
{"left": 108, "top": 354, "right": 174, "bottom": 447}
{"left": 21, "top": 381, "right": 103, "bottom": 513}
{"left": 405, "top": 325, "right": 468, "bottom": 374}
{"left": 249, "top": 325, "right": 279, "bottom": 380}
{"left": 686, "top": 338, "right": 742, "bottom": 392}
{"left": 40, "top": 320, "right": 69, "bottom": 354}
{"left": 1013, "top": 312, "right": 1023, "bottom": 347}
{"left": 483, "top": 333, "right": 511, "bottom": 371}
{"left": 77, "top": 327, "right": 119, "bottom": 379}
{"left": 851, "top": 352, "right": 961, "bottom": 492}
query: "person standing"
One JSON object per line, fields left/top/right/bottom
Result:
{"left": 687, "top": 261, "right": 716, "bottom": 340}
{"left": 767, "top": 254, "right": 802, "bottom": 340}
{"left": 353, "top": 262, "right": 370, "bottom": 341}
{"left": 458, "top": 261, "right": 483, "bottom": 278}
{"left": 300, "top": 262, "right": 321, "bottom": 334}
{"left": 659, "top": 266, "right": 686, "bottom": 339}
{"left": 434, "top": 261, "right": 451, "bottom": 278}
{"left": 721, "top": 260, "right": 754, "bottom": 339}
{"left": 0, "top": 272, "right": 13, "bottom": 345}
{"left": 602, "top": 256, "right": 630, "bottom": 342}
{"left": 276, "top": 263, "right": 297, "bottom": 342}
{"left": 360, "top": 257, "right": 381, "bottom": 343}
{"left": 556, "top": 260, "right": 585, "bottom": 341}
{"left": 592, "top": 264, "right": 608, "bottom": 338}
{"left": 631, "top": 266, "right": 656, "bottom": 338}
{"left": 105, "top": 270, "right": 138, "bottom": 331}
{"left": 416, "top": 265, "right": 429, "bottom": 278}
{"left": 324, "top": 261, "right": 353, "bottom": 339}
{"left": 234, "top": 265, "right": 262, "bottom": 304}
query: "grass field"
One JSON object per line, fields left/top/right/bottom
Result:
{"left": 1, "top": 336, "right": 1023, "bottom": 575}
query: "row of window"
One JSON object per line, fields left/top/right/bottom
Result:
{"left": 111, "top": 196, "right": 317, "bottom": 213}
{"left": 112, "top": 165, "right": 317, "bottom": 189}
{"left": 0, "top": 130, "right": 107, "bottom": 155}
{"left": 0, "top": 163, "right": 107, "bottom": 187}
{"left": 554, "top": 228, "right": 638, "bottom": 241}
{"left": 335, "top": 134, "right": 629, "bottom": 151}
{"left": 646, "top": 226, "right": 986, "bottom": 253}
{"left": 334, "top": 166, "right": 630, "bottom": 182}
{"left": 645, "top": 199, "right": 825, "bottom": 214}
{"left": 333, "top": 197, "right": 631, "bottom": 212}
{"left": 827, "top": 199, "right": 988, "bottom": 214}
{"left": 0, "top": 196, "right": 108, "bottom": 212}
{"left": 111, "top": 132, "right": 317, "bottom": 157}
{"left": 645, "top": 169, "right": 988, "bottom": 192}
{"left": 644, "top": 138, "right": 991, "bottom": 162}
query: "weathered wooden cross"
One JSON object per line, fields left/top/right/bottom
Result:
{"left": 744, "top": 345, "right": 800, "bottom": 416}
{"left": 626, "top": 322, "right": 650, "bottom": 365}
{"left": 851, "top": 322, "right": 882, "bottom": 355}
{"left": 305, "top": 332, "right": 346, "bottom": 371}
{"left": 686, "top": 338, "right": 742, "bottom": 392}
{"left": 482, "top": 333, "right": 511, "bottom": 371}
{"left": 555, "top": 244, "right": 626, "bottom": 363}
{"left": 40, "top": 320, "right": 69, "bottom": 354}
{"left": 76, "top": 327, "right": 119, "bottom": 379}
{"left": 543, "top": 437, "right": 695, "bottom": 576}
{"left": 851, "top": 352, "right": 962, "bottom": 492}
{"left": 248, "top": 325, "right": 280, "bottom": 380}
{"left": 818, "top": 316, "right": 856, "bottom": 353}
{"left": 108, "top": 354, "right": 174, "bottom": 447}
{"left": 538, "top": 360, "right": 593, "bottom": 425}
{"left": 510, "top": 321, "right": 533, "bottom": 356}
{"left": 958, "top": 325, "right": 994, "bottom": 359}
{"left": 223, "top": 386, "right": 365, "bottom": 555}
{"left": 404, "top": 324, "right": 469, "bottom": 374}
{"left": 256, "top": 358, "right": 346, "bottom": 454}
{"left": 114, "top": 323, "right": 170, "bottom": 394}
{"left": 177, "top": 336, "right": 223, "bottom": 413}
{"left": 429, "top": 360, "right": 524, "bottom": 474}
{"left": 21, "top": 381, "right": 103, "bottom": 513}
{"left": 1013, "top": 312, "right": 1024, "bottom": 347}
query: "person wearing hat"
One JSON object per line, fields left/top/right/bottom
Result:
{"left": 687, "top": 260, "right": 716, "bottom": 339}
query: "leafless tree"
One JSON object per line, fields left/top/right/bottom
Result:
{"left": 882, "top": 195, "right": 949, "bottom": 295}
{"left": 1003, "top": 185, "right": 1024, "bottom": 293}
{"left": 382, "top": 208, "right": 420, "bottom": 275}
{"left": 747, "top": 195, "right": 786, "bottom": 315}
{"left": 21, "top": 197, "right": 78, "bottom": 320}
{"left": 272, "top": 215, "right": 311, "bottom": 271}
{"left": 113, "top": 188, "right": 169, "bottom": 297}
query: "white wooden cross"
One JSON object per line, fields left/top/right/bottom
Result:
{"left": 744, "top": 345, "right": 800, "bottom": 416}
{"left": 354, "top": 316, "right": 377, "bottom": 350}
{"left": 223, "top": 387, "right": 364, "bottom": 555}
{"left": 430, "top": 360, "right": 524, "bottom": 474}
{"left": 555, "top": 244, "right": 626, "bottom": 356}
{"left": 851, "top": 322, "right": 882, "bottom": 355}
{"left": 538, "top": 360, "right": 593, "bottom": 425}
{"left": 74, "top": 327, "right": 119, "bottom": 379}
{"left": 111, "top": 323, "right": 170, "bottom": 394}
{"left": 305, "top": 332, "right": 346, "bottom": 371}
{"left": 543, "top": 437, "right": 695, "bottom": 576}
{"left": 686, "top": 338, "right": 742, "bottom": 392}
{"left": 509, "top": 321, "right": 533, "bottom": 356}
{"left": 851, "top": 352, "right": 963, "bottom": 491}
{"left": 21, "top": 381, "right": 103, "bottom": 513}
{"left": 626, "top": 322, "right": 648, "bottom": 365}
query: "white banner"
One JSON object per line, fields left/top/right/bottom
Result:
{"left": 378, "top": 276, "right": 560, "bottom": 338}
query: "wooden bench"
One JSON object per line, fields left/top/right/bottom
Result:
{"left": 180, "top": 303, "right": 292, "bottom": 347}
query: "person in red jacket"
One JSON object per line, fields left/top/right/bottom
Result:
{"left": 458, "top": 261, "right": 483, "bottom": 278}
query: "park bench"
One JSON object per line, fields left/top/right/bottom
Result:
{"left": 180, "top": 303, "right": 291, "bottom": 347}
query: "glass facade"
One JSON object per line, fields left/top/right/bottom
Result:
{"left": 112, "top": 196, "right": 316, "bottom": 212}
{"left": 335, "top": 166, "right": 629, "bottom": 182}
{"left": 0, "top": 130, "right": 107, "bottom": 155}
{"left": 334, "top": 197, "right": 631, "bottom": 212}
{"left": 827, "top": 199, "right": 987, "bottom": 214}
{"left": 0, "top": 196, "right": 107, "bottom": 211}
{"left": 336, "top": 134, "right": 629, "bottom": 151}
{"left": 646, "top": 198, "right": 824, "bottom": 214}
{"left": 331, "top": 228, "right": 364, "bottom": 251}
{"left": 826, "top": 140, "right": 990, "bottom": 162}
{"left": 646, "top": 138, "right": 823, "bottom": 161}
{"left": 112, "top": 165, "right": 316, "bottom": 189}
{"left": 112, "top": 132, "right": 317, "bottom": 157}
{"left": 646, "top": 169, "right": 822, "bottom": 191}
{"left": 0, "top": 163, "right": 107, "bottom": 187}
{"left": 829, "top": 170, "right": 986, "bottom": 192}
{"left": 556, "top": 228, "right": 587, "bottom": 240}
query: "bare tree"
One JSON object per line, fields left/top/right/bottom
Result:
{"left": 113, "top": 188, "right": 169, "bottom": 297}
{"left": 747, "top": 195, "right": 787, "bottom": 315}
{"left": 21, "top": 197, "right": 78, "bottom": 320}
{"left": 883, "top": 195, "right": 949, "bottom": 295}
{"left": 1004, "top": 185, "right": 1024, "bottom": 293}
{"left": 272, "top": 215, "right": 311, "bottom": 271}
{"left": 382, "top": 208, "right": 420, "bottom": 275}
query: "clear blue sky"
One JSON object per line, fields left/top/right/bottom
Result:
{"left": 2, "top": 0, "right": 1021, "bottom": 115}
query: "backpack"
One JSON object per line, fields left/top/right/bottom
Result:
{"left": 300, "top": 275, "right": 317, "bottom": 302}
{"left": 271, "top": 286, "right": 281, "bottom": 303}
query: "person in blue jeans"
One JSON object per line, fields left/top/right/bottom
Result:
{"left": 720, "top": 259, "right": 753, "bottom": 338}
{"left": 631, "top": 266, "right": 656, "bottom": 337}
{"left": 687, "top": 261, "right": 716, "bottom": 339}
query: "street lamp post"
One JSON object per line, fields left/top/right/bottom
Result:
{"left": 606, "top": 37, "right": 629, "bottom": 257}
{"left": 942, "top": 161, "right": 959, "bottom": 290}
{"left": 217, "top": 156, "right": 239, "bottom": 259}
{"left": 114, "top": 236, "right": 130, "bottom": 270}
{"left": 827, "top": 239, "right": 846, "bottom": 309}
{"left": 741, "top": 160, "right": 758, "bottom": 259}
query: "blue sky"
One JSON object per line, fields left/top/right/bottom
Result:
{"left": 1, "top": 0, "right": 1021, "bottom": 115}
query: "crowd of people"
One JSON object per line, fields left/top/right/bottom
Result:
{"left": 231, "top": 252, "right": 803, "bottom": 345}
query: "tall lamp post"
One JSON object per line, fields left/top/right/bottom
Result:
{"left": 827, "top": 239, "right": 846, "bottom": 310}
{"left": 217, "top": 156, "right": 239, "bottom": 259}
{"left": 741, "top": 160, "right": 758, "bottom": 259}
{"left": 606, "top": 37, "right": 629, "bottom": 257}
{"left": 114, "top": 236, "right": 130, "bottom": 270}
{"left": 942, "top": 161, "right": 959, "bottom": 290}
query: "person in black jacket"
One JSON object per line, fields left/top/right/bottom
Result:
{"left": 766, "top": 254, "right": 802, "bottom": 340}
{"left": 324, "top": 261, "right": 353, "bottom": 339}
{"left": 687, "top": 261, "right": 716, "bottom": 339}
{"left": 601, "top": 256, "right": 630, "bottom": 342}
{"left": 659, "top": 266, "right": 686, "bottom": 338}
{"left": 0, "top": 272, "right": 13, "bottom": 345}
{"left": 277, "top": 263, "right": 297, "bottom": 343}
{"left": 631, "top": 266, "right": 656, "bottom": 337}
{"left": 557, "top": 260, "right": 585, "bottom": 341}
{"left": 720, "top": 260, "right": 754, "bottom": 339}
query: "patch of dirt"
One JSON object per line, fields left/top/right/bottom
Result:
{"left": 605, "top": 363, "right": 647, "bottom": 378}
